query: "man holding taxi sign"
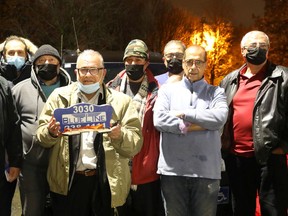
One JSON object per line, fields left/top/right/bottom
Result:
{"left": 36, "top": 49, "right": 143, "bottom": 216}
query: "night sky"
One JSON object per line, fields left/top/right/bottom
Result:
{"left": 171, "top": 0, "right": 265, "bottom": 26}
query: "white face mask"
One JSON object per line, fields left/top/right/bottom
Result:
{"left": 77, "top": 82, "right": 100, "bottom": 94}
{"left": 6, "top": 56, "right": 26, "bottom": 71}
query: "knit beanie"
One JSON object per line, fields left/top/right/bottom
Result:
{"left": 33, "top": 44, "right": 62, "bottom": 65}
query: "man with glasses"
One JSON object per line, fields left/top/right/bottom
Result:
{"left": 153, "top": 45, "right": 228, "bottom": 216}
{"left": 108, "top": 39, "right": 164, "bottom": 216}
{"left": 36, "top": 49, "right": 142, "bottom": 216}
{"left": 12, "top": 44, "right": 71, "bottom": 216}
{"left": 155, "top": 40, "right": 186, "bottom": 85}
{"left": 220, "top": 30, "right": 288, "bottom": 216}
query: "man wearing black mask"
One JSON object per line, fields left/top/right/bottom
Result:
{"left": 107, "top": 39, "right": 164, "bottom": 216}
{"left": 156, "top": 40, "right": 186, "bottom": 85}
{"left": 220, "top": 30, "right": 288, "bottom": 216}
{"left": 12, "top": 44, "right": 71, "bottom": 216}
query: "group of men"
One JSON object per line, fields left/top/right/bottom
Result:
{"left": 0, "top": 30, "right": 287, "bottom": 216}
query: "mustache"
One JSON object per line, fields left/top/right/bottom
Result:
{"left": 187, "top": 68, "right": 197, "bottom": 74}
{"left": 82, "top": 79, "right": 95, "bottom": 82}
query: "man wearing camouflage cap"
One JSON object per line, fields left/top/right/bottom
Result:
{"left": 108, "top": 39, "right": 164, "bottom": 216}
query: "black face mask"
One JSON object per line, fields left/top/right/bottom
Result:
{"left": 37, "top": 64, "right": 58, "bottom": 81}
{"left": 246, "top": 47, "right": 267, "bottom": 65}
{"left": 166, "top": 58, "right": 183, "bottom": 74}
{"left": 125, "top": 65, "right": 145, "bottom": 81}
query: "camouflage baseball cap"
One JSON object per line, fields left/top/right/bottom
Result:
{"left": 123, "top": 39, "right": 149, "bottom": 60}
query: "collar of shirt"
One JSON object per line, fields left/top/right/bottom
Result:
{"left": 183, "top": 76, "right": 206, "bottom": 93}
{"left": 240, "top": 64, "right": 267, "bottom": 80}
{"left": 77, "top": 85, "right": 104, "bottom": 104}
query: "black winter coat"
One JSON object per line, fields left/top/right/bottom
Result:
{"left": 0, "top": 76, "right": 22, "bottom": 174}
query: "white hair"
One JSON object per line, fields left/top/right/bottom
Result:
{"left": 240, "top": 30, "right": 270, "bottom": 48}
{"left": 76, "top": 49, "right": 104, "bottom": 67}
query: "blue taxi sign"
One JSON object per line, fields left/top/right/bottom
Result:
{"left": 54, "top": 103, "right": 113, "bottom": 132}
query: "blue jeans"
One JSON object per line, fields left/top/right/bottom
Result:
{"left": 161, "top": 175, "right": 220, "bottom": 216}
{"left": 225, "top": 154, "right": 288, "bottom": 216}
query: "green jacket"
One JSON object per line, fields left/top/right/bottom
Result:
{"left": 36, "top": 82, "right": 143, "bottom": 207}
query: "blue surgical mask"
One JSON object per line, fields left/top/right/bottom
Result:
{"left": 6, "top": 56, "right": 26, "bottom": 71}
{"left": 77, "top": 82, "right": 100, "bottom": 94}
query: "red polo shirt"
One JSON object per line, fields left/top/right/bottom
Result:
{"left": 231, "top": 65, "right": 265, "bottom": 157}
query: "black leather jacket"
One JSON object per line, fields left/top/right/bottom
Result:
{"left": 0, "top": 76, "right": 22, "bottom": 174}
{"left": 220, "top": 62, "right": 288, "bottom": 165}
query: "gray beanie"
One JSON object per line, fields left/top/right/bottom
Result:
{"left": 33, "top": 44, "right": 62, "bottom": 65}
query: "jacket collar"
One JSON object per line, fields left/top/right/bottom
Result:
{"left": 234, "top": 61, "right": 282, "bottom": 81}
{"left": 117, "top": 68, "right": 159, "bottom": 92}
{"left": 182, "top": 76, "right": 207, "bottom": 93}
{"left": 266, "top": 61, "right": 282, "bottom": 78}
{"left": 31, "top": 67, "right": 71, "bottom": 89}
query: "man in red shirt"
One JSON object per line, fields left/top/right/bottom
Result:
{"left": 220, "top": 30, "right": 288, "bottom": 216}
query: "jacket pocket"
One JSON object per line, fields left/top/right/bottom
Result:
{"left": 24, "top": 135, "right": 50, "bottom": 167}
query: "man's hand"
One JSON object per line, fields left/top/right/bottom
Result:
{"left": 172, "top": 110, "right": 206, "bottom": 132}
{"left": 6, "top": 167, "right": 20, "bottom": 182}
{"left": 108, "top": 123, "right": 122, "bottom": 140}
{"left": 187, "top": 124, "right": 206, "bottom": 131}
{"left": 48, "top": 116, "right": 61, "bottom": 137}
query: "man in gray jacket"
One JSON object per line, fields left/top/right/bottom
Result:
{"left": 12, "top": 44, "right": 71, "bottom": 216}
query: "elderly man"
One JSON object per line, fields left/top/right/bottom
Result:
{"left": 36, "top": 49, "right": 142, "bottom": 216}
{"left": 12, "top": 44, "right": 71, "bottom": 216}
{"left": 155, "top": 40, "right": 186, "bottom": 85}
{"left": 108, "top": 39, "right": 164, "bottom": 216}
{"left": 0, "top": 35, "right": 37, "bottom": 85}
{"left": 154, "top": 45, "right": 228, "bottom": 216}
{"left": 220, "top": 30, "right": 288, "bottom": 216}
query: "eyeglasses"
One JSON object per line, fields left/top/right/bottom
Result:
{"left": 243, "top": 42, "right": 269, "bottom": 50}
{"left": 184, "top": 59, "right": 205, "bottom": 67}
{"left": 164, "top": 52, "right": 184, "bottom": 60}
{"left": 77, "top": 67, "right": 104, "bottom": 76}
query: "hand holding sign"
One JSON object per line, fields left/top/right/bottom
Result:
{"left": 48, "top": 116, "right": 61, "bottom": 137}
{"left": 53, "top": 103, "right": 114, "bottom": 135}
